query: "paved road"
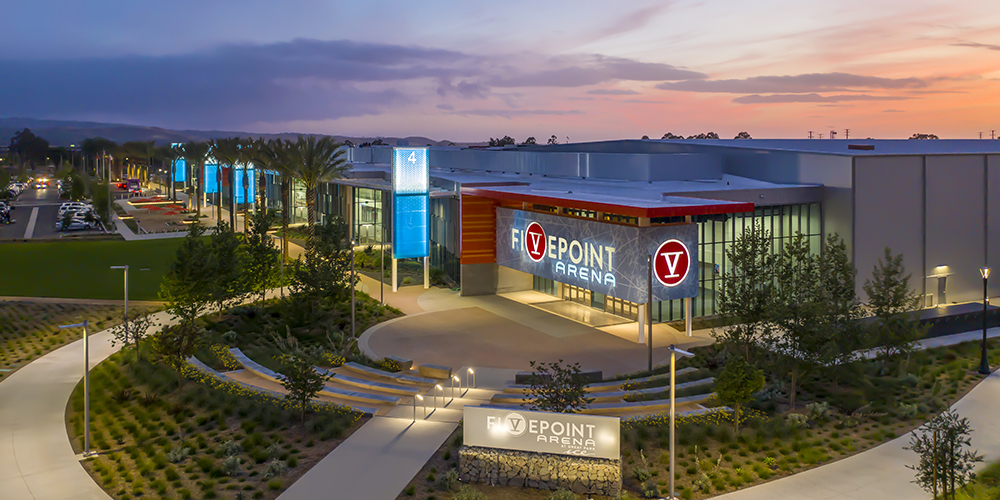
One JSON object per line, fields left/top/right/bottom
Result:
{"left": 0, "top": 185, "right": 127, "bottom": 240}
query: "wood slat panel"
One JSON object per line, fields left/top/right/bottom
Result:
{"left": 461, "top": 195, "right": 498, "bottom": 264}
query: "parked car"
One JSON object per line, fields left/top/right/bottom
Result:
{"left": 56, "top": 217, "right": 98, "bottom": 231}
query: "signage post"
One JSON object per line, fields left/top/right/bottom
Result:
{"left": 391, "top": 148, "right": 430, "bottom": 291}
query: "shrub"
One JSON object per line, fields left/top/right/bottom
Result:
{"left": 898, "top": 403, "right": 919, "bottom": 418}
{"left": 787, "top": 414, "right": 809, "bottom": 429}
{"left": 435, "top": 469, "right": 459, "bottom": 491}
{"left": 261, "top": 459, "right": 288, "bottom": 479}
{"left": 221, "top": 456, "right": 242, "bottom": 477}
{"left": 451, "top": 485, "right": 487, "bottom": 500}
{"left": 167, "top": 447, "right": 191, "bottom": 463}
{"left": 806, "top": 402, "right": 831, "bottom": 421}
{"left": 548, "top": 488, "right": 579, "bottom": 500}
{"left": 220, "top": 440, "right": 242, "bottom": 457}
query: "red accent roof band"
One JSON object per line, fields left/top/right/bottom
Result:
{"left": 462, "top": 188, "right": 754, "bottom": 218}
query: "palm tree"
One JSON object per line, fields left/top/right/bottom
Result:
{"left": 237, "top": 138, "right": 258, "bottom": 233}
{"left": 283, "top": 135, "right": 348, "bottom": 242}
{"left": 156, "top": 145, "right": 180, "bottom": 201}
{"left": 177, "top": 141, "right": 211, "bottom": 216}
{"left": 212, "top": 138, "right": 242, "bottom": 227}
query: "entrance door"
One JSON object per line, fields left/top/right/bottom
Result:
{"left": 561, "top": 284, "right": 592, "bottom": 306}
{"left": 605, "top": 295, "right": 639, "bottom": 320}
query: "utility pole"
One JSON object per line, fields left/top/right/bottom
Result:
{"left": 980, "top": 132, "right": 984, "bottom": 140}
{"left": 845, "top": 129, "right": 850, "bottom": 140}
{"left": 808, "top": 131, "right": 814, "bottom": 139}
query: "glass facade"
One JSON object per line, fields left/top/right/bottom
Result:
{"left": 532, "top": 203, "right": 823, "bottom": 321}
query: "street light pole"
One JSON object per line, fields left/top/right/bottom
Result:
{"left": 979, "top": 267, "right": 991, "bottom": 375}
{"left": 666, "top": 344, "right": 694, "bottom": 500}
{"left": 111, "top": 265, "right": 129, "bottom": 341}
{"left": 647, "top": 254, "right": 653, "bottom": 371}
{"left": 351, "top": 239, "right": 356, "bottom": 338}
{"left": 60, "top": 320, "right": 94, "bottom": 457}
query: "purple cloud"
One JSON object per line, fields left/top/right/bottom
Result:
{"left": 733, "top": 93, "right": 914, "bottom": 104}
{"left": 658, "top": 72, "right": 928, "bottom": 94}
{"left": 586, "top": 89, "right": 639, "bottom": 95}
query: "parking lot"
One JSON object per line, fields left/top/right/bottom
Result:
{"left": 0, "top": 184, "right": 127, "bottom": 240}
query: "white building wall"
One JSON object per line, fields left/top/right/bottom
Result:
{"left": 925, "top": 155, "right": 986, "bottom": 305}
{"left": 853, "top": 156, "right": 924, "bottom": 303}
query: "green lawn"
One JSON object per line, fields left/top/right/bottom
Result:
{"left": 0, "top": 239, "right": 188, "bottom": 300}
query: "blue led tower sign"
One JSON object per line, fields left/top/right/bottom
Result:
{"left": 392, "top": 148, "right": 429, "bottom": 259}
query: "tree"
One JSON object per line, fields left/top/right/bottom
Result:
{"left": 488, "top": 136, "right": 516, "bottom": 147}
{"left": 686, "top": 132, "right": 720, "bottom": 139}
{"left": 734, "top": 131, "right": 752, "bottom": 139}
{"left": 109, "top": 310, "right": 156, "bottom": 362}
{"left": 714, "top": 356, "right": 765, "bottom": 433}
{"left": 641, "top": 135, "right": 650, "bottom": 140}
{"left": 243, "top": 209, "right": 280, "bottom": 304}
{"left": 661, "top": 132, "right": 683, "bottom": 139}
{"left": 212, "top": 138, "right": 243, "bottom": 227}
{"left": 208, "top": 222, "right": 246, "bottom": 315}
{"left": 156, "top": 145, "right": 180, "bottom": 201}
{"left": 283, "top": 135, "right": 347, "bottom": 242}
{"left": 521, "top": 136, "right": 537, "bottom": 145}
{"left": 177, "top": 141, "right": 211, "bottom": 216}
{"left": 158, "top": 223, "right": 214, "bottom": 386}
{"left": 237, "top": 138, "right": 258, "bottom": 232}
{"left": 523, "top": 359, "right": 595, "bottom": 413}
{"left": 910, "top": 133, "right": 939, "bottom": 140}
{"left": 769, "top": 232, "right": 820, "bottom": 411}
{"left": 278, "top": 354, "right": 331, "bottom": 422}
{"left": 291, "top": 217, "right": 353, "bottom": 310}
{"left": 863, "top": 247, "right": 924, "bottom": 370}
{"left": 547, "top": 135, "right": 559, "bottom": 145}
{"left": 713, "top": 223, "right": 776, "bottom": 363}
{"left": 906, "top": 409, "right": 982, "bottom": 500}
{"left": 9, "top": 128, "right": 49, "bottom": 167}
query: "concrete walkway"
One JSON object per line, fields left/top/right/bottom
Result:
{"left": 277, "top": 417, "right": 458, "bottom": 500}
{"left": 0, "top": 310, "right": 175, "bottom": 500}
{"left": 717, "top": 363, "right": 1000, "bottom": 500}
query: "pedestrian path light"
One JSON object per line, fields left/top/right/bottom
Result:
{"left": 60, "top": 320, "right": 95, "bottom": 457}
{"left": 435, "top": 384, "right": 443, "bottom": 408}
{"left": 467, "top": 368, "right": 476, "bottom": 389}
{"left": 452, "top": 375, "right": 461, "bottom": 402}
{"left": 979, "top": 266, "right": 991, "bottom": 375}
{"left": 666, "top": 344, "right": 694, "bottom": 500}
{"left": 413, "top": 394, "right": 424, "bottom": 422}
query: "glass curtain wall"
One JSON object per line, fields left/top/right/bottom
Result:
{"left": 352, "top": 188, "right": 384, "bottom": 246}
{"left": 650, "top": 202, "right": 822, "bottom": 321}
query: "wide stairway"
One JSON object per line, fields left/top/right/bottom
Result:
{"left": 223, "top": 349, "right": 492, "bottom": 418}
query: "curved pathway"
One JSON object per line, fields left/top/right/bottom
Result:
{"left": 716, "top": 364, "right": 1000, "bottom": 500}
{"left": 0, "top": 310, "right": 175, "bottom": 500}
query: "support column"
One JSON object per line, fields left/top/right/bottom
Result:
{"left": 392, "top": 258, "right": 398, "bottom": 292}
{"left": 684, "top": 297, "right": 692, "bottom": 337}
{"left": 637, "top": 304, "right": 646, "bottom": 343}
{"left": 424, "top": 256, "right": 429, "bottom": 289}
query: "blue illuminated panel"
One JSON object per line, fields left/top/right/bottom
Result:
{"left": 173, "top": 158, "right": 187, "bottom": 183}
{"left": 392, "top": 147, "right": 429, "bottom": 259}
{"left": 234, "top": 169, "right": 255, "bottom": 203}
{"left": 204, "top": 164, "right": 219, "bottom": 194}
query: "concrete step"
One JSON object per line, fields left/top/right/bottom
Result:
{"left": 316, "top": 366, "right": 420, "bottom": 396}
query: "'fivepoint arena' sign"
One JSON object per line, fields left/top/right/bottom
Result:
{"left": 496, "top": 208, "right": 698, "bottom": 303}
{"left": 464, "top": 406, "right": 620, "bottom": 460}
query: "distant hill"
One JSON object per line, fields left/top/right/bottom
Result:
{"left": 0, "top": 117, "right": 472, "bottom": 148}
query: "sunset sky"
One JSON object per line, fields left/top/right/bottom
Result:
{"left": 2, "top": 0, "right": 999, "bottom": 142}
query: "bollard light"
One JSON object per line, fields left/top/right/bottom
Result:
{"left": 416, "top": 394, "right": 426, "bottom": 419}
{"left": 435, "top": 384, "right": 443, "bottom": 408}
{"left": 453, "top": 375, "right": 461, "bottom": 400}
{"left": 467, "top": 367, "right": 476, "bottom": 389}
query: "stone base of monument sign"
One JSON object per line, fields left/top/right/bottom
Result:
{"left": 459, "top": 445, "right": 621, "bottom": 496}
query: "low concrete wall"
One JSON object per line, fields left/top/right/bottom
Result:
{"left": 461, "top": 263, "right": 498, "bottom": 296}
{"left": 497, "top": 266, "right": 533, "bottom": 293}
{"left": 459, "top": 445, "right": 621, "bottom": 496}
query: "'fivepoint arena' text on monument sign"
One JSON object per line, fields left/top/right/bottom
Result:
{"left": 464, "top": 406, "right": 620, "bottom": 460}
{"left": 495, "top": 208, "right": 698, "bottom": 303}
